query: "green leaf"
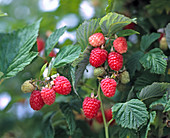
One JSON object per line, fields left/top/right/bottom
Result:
{"left": 126, "top": 51, "right": 144, "bottom": 76}
{"left": 119, "top": 128, "right": 137, "bottom": 138}
{"left": 165, "top": 23, "right": 170, "bottom": 49}
{"left": 106, "top": 0, "right": 115, "bottom": 13}
{"left": 144, "top": 111, "right": 156, "bottom": 138}
{"left": 112, "top": 99, "right": 149, "bottom": 130}
{"left": 75, "top": 46, "right": 93, "bottom": 86}
{"left": 0, "top": 19, "right": 41, "bottom": 79}
{"left": 45, "top": 26, "right": 66, "bottom": 56}
{"left": 134, "top": 71, "right": 160, "bottom": 91}
{"left": 53, "top": 45, "right": 81, "bottom": 68}
{"left": 140, "top": 33, "right": 160, "bottom": 52}
{"left": 60, "top": 103, "right": 76, "bottom": 135}
{"left": 0, "top": 72, "right": 4, "bottom": 78}
{"left": 117, "top": 29, "right": 139, "bottom": 37}
{"left": 140, "top": 48, "right": 167, "bottom": 74}
{"left": 76, "top": 19, "right": 100, "bottom": 50}
{"left": 5, "top": 52, "right": 38, "bottom": 78}
{"left": 149, "top": 92, "right": 168, "bottom": 110}
{"left": 139, "top": 82, "right": 170, "bottom": 102}
{"left": 99, "top": 12, "right": 136, "bottom": 36}
{"left": 164, "top": 99, "right": 170, "bottom": 112}
{"left": 39, "top": 63, "right": 48, "bottom": 78}
{"left": 42, "top": 112, "right": 56, "bottom": 138}
{"left": 70, "top": 66, "right": 80, "bottom": 97}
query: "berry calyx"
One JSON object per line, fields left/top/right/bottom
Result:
{"left": 89, "top": 48, "right": 108, "bottom": 67}
{"left": 37, "top": 37, "right": 45, "bottom": 52}
{"left": 21, "top": 80, "right": 35, "bottom": 93}
{"left": 53, "top": 76, "right": 71, "bottom": 95}
{"left": 41, "top": 88, "right": 56, "bottom": 105}
{"left": 113, "top": 37, "right": 128, "bottom": 54}
{"left": 89, "top": 33, "right": 105, "bottom": 47}
{"left": 30, "top": 90, "right": 45, "bottom": 110}
{"left": 101, "top": 78, "right": 117, "bottom": 97}
{"left": 108, "top": 52, "right": 123, "bottom": 71}
{"left": 83, "top": 97, "right": 101, "bottom": 119}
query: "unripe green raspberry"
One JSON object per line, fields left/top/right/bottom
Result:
{"left": 94, "top": 67, "right": 105, "bottom": 77}
{"left": 160, "top": 36, "right": 168, "bottom": 51}
{"left": 21, "top": 80, "right": 35, "bottom": 93}
{"left": 120, "top": 71, "right": 130, "bottom": 84}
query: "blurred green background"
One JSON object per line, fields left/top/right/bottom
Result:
{"left": 0, "top": 0, "right": 170, "bottom": 137}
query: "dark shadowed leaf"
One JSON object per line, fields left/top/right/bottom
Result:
{"left": 60, "top": 103, "right": 76, "bottom": 135}
{"left": 126, "top": 51, "right": 144, "bottom": 76}
{"left": 42, "top": 112, "right": 56, "bottom": 138}
{"left": 140, "top": 33, "right": 160, "bottom": 52}
{"left": 139, "top": 82, "right": 170, "bottom": 102}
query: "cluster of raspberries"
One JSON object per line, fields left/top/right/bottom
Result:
{"left": 22, "top": 76, "right": 71, "bottom": 111}
{"left": 83, "top": 33, "right": 128, "bottom": 119}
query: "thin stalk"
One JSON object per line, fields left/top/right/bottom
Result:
{"left": 98, "top": 83, "right": 109, "bottom": 138}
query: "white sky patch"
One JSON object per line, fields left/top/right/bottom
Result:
{"left": 79, "top": 0, "right": 95, "bottom": 20}
{"left": 83, "top": 64, "right": 94, "bottom": 79}
{"left": 57, "top": 14, "right": 79, "bottom": 29}
{"left": 39, "top": 0, "right": 60, "bottom": 12}
{"left": 58, "top": 31, "right": 76, "bottom": 44}
{"left": 0, "top": 92, "right": 11, "bottom": 110}
{"left": 0, "top": 0, "right": 13, "bottom": 5}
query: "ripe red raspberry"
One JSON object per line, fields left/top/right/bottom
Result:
{"left": 95, "top": 111, "right": 103, "bottom": 123}
{"left": 124, "top": 22, "right": 135, "bottom": 30}
{"left": 108, "top": 52, "right": 123, "bottom": 71}
{"left": 113, "top": 37, "right": 127, "bottom": 54}
{"left": 101, "top": 78, "right": 117, "bottom": 97}
{"left": 83, "top": 97, "right": 101, "bottom": 119}
{"left": 37, "top": 37, "right": 45, "bottom": 52}
{"left": 41, "top": 88, "right": 56, "bottom": 105}
{"left": 49, "top": 50, "right": 56, "bottom": 57}
{"left": 30, "top": 90, "right": 45, "bottom": 110}
{"left": 53, "top": 76, "right": 71, "bottom": 95}
{"left": 89, "top": 33, "right": 105, "bottom": 47}
{"left": 89, "top": 48, "right": 108, "bottom": 67}
{"left": 105, "top": 109, "right": 115, "bottom": 124}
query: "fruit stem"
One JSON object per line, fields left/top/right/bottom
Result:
{"left": 107, "top": 118, "right": 114, "bottom": 126}
{"left": 98, "top": 83, "right": 109, "bottom": 138}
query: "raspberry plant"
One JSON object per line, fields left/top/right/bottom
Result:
{"left": 0, "top": 2, "right": 170, "bottom": 138}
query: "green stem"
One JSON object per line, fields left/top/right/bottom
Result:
{"left": 98, "top": 83, "right": 109, "bottom": 138}
{"left": 107, "top": 118, "right": 114, "bottom": 126}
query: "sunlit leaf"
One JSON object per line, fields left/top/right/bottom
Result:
{"left": 53, "top": 45, "right": 81, "bottom": 68}
{"left": 45, "top": 26, "right": 66, "bottom": 56}
{"left": 0, "top": 19, "right": 41, "bottom": 79}
{"left": 140, "top": 48, "right": 167, "bottom": 74}
{"left": 112, "top": 99, "right": 149, "bottom": 130}
{"left": 76, "top": 19, "right": 100, "bottom": 50}
{"left": 99, "top": 12, "right": 136, "bottom": 36}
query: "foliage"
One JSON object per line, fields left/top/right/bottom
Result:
{"left": 0, "top": 0, "right": 170, "bottom": 138}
